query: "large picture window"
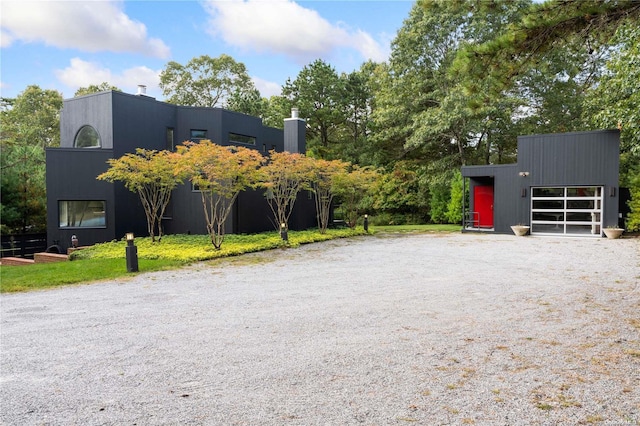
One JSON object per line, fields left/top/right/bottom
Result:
{"left": 74, "top": 125, "right": 101, "bottom": 148}
{"left": 59, "top": 201, "right": 106, "bottom": 228}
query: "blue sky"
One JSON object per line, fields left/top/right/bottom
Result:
{"left": 1, "top": 0, "right": 415, "bottom": 101}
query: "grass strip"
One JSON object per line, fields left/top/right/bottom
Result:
{"left": 1, "top": 258, "right": 184, "bottom": 293}
{"left": 1, "top": 225, "right": 459, "bottom": 293}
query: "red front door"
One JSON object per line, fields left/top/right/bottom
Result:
{"left": 474, "top": 185, "right": 494, "bottom": 228}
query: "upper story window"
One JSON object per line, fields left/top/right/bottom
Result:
{"left": 190, "top": 129, "right": 207, "bottom": 141}
{"left": 74, "top": 125, "right": 101, "bottom": 148}
{"left": 229, "top": 132, "right": 256, "bottom": 145}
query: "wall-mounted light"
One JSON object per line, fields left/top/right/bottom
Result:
{"left": 521, "top": 188, "right": 527, "bottom": 197}
{"left": 609, "top": 187, "right": 616, "bottom": 197}
{"left": 125, "top": 232, "right": 138, "bottom": 272}
{"left": 518, "top": 172, "right": 530, "bottom": 177}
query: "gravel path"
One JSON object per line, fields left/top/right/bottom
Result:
{"left": 1, "top": 232, "right": 639, "bottom": 425}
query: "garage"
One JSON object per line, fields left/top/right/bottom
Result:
{"left": 530, "top": 186, "right": 603, "bottom": 236}
{"left": 461, "top": 130, "right": 620, "bottom": 236}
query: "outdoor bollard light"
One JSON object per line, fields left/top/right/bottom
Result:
{"left": 364, "top": 214, "right": 369, "bottom": 233}
{"left": 125, "top": 232, "right": 139, "bottom": 273}
{"left": 71, "top": 235, "right": 78, "bottom": 248}
{"left": 280, "top": 223, "right": 288, "bottom": 242}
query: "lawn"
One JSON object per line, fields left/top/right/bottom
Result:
{"left": 0, "top": 225, "right": 460, "bottom": 293}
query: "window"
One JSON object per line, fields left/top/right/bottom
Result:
{"left": 74, "top": 125, "right": 101, "bottom": 148}
{"left": 59, "top": 201, "right": 106, "bottom": 228}
{"left": 190, "top": 129, "right": 207, "bottom": 141}
{"left": 229, "top": 132, "right": 256, "bottom": 145}
{"left": 166, "top": 127, "right": 175, "bottom": 151}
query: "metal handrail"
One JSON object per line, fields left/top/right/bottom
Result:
{"left": 464, "top": 211, "right": 480, "bottom": 229}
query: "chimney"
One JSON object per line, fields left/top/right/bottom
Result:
{"left": 284, "top": 107, "right": 306, "bottom": 154}
{"left": 136, "top": 85, "right": 147, "bottom": 96}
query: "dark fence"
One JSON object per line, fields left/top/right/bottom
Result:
{"left": 1, "top": 233, "right": 48, "bottom": 259}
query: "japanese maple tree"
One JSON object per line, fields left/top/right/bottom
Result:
{"left": 97, "top": 149, "right": 184, "bottom": 242}
{"left": 177, "top": 140, "right": 264, "bottom": 249}
{"left": 261, "top": 151, "right": 315, "bottom": 233}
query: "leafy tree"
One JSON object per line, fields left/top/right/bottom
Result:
{"left": 159, "top": 54, "right": 259, "bottom": 112}
{"left": 583, "top": 22, "right": 640, "bottom": 230}
{"left": 338, "top": 63, "right": 377, "bottom": 165}
{"left": 282, "top": 59, "right": 345, "bottom": 159}
{"left": 74, "top": 83, "right": 121, "bottom": 97}
{"left": 429, "top": 182, "right": 450, "bottom": 224}
{"left": 454, "top": 0, "right": 640, "bottom": 98}
{"left": 227, "top": 87, "right": 268, "bottom": 119}
{"left": 309, "top": 158, "right": 349, "bottom": 234}
{"left": 176, "top": 140, "right": 265, "bottom": 249}
{"left": 445, "top": 170, "right": 464, "bottom": 225}
{"left": 367, "top": 0, "right": 528, "bottom": 231}
{"left": 0, "top": 85, "right": 63, "bottom": 233}
{"left": 385, "top": 0, "right": 529, "bottom": 168}
{"left": 626, "top": 169, "right": 640, "bottom": 232}
{"left": 261, "top": 151, "right": 315, "bottom": 232}
{"left": 373, "top": 163, "right": 430, "bottom": 224}
{"left": 97, "top": 149, "right": 185, "bottom": 242}
{"left": 0, "top": 145, "right": 47, "bottom": 234}
{"left": 332, "top": 165, "right": 380, "bottom": 229}
{"left": 261, "top": 95, "right": 292, "bottom": 129}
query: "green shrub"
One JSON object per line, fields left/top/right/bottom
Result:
{"left": 70, "top": 229, "right": 366, "bottom": 263}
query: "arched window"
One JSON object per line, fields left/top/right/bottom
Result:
{"left": 74, "top": 125, "right": 101, "bottom": 148}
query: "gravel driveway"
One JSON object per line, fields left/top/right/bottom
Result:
{"left": 1, "top": 232, "right": 639, "bottom": 425}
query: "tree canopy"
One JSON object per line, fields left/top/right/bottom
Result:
{"left": 1, "top": 85, "right": 63, "bottom": 233}
{"left": 97, "top": 149, "right": 185, "bottom": 242}
{"left": 453, "top": 0, "right": 640, "bottom": 97}
{"left": 4, "top": 0, "right": 640, "bottom": 232}
{"left": 176, "top": 141, "right": 265, "bottom": 249}
{"left": 159, "top": 54, "right": 259, "bottom": 113}
{"left": 74, "top": 83, "right": 121, "bottom": 97}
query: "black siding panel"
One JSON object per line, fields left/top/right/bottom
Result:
{"left": 518, "top": 130, "right": 620, "bottom": 227}
{"left": 60, "top": 92, "right": 113, "bottom": 148}
{"left": 45, "top": 148, "right": 116, "bottom": 251}
{"left": 111, "top": 92, "right": 177, "bottom": 157}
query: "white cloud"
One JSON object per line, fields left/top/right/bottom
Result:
{"left": 1, "top": 29, "right": 14, "bottom": 48}
{"left": 202, "top": 0, "right": 386, "bottom": 63}
{"left": 252, "top": 76, "right": 282, "bottom": 98}
{"left": 54, "top": 58, "right": 161, "bottom": 97}
{"left": 0, "top": 1, "right": 170, "bottom": 58}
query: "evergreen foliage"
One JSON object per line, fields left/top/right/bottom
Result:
{"left": 4, "top": 0, "right": 638, "bottom": 231}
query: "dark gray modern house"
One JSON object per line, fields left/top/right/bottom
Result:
{"left": 46, "top": 87, "right": 314, "bottom": 251}
{"left": 461, "top": 130, "right": 621, "bottom": 237}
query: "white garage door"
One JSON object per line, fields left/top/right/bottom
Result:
{"left": 530, "top": 187, "right": 603, "bottom": 236}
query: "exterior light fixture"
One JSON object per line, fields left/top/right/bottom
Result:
{"left": 364, "top": 214, "right": 369, "bottom": 233}
{"left": 280, "top": 223, "right": 288, "bottom": 241}
{"left": 125, "top": 232, "right": 139, "bottom": 272}
{"left": 71, "top": 235, "right": 79, "bottom": 248}
{"left": 518, "top": 171, "right": 530, "bottom": 177}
